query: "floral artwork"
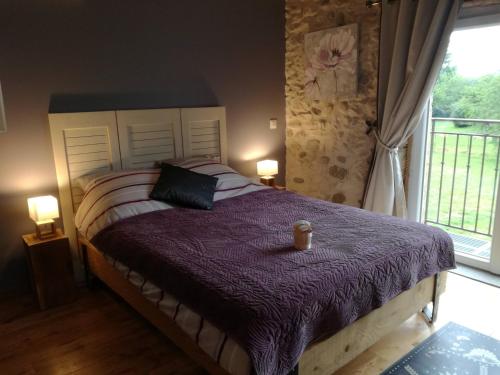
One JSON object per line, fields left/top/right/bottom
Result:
{"left": 304, "top": 24, "right": 358, "bottom": 100}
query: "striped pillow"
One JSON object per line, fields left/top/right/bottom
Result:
{"left": 74, "top": 159, "right": 269, "bottom": 239}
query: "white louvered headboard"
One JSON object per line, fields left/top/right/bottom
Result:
{"left": 116, "top": 108, "right": 184, "bottom": 169}
{"left": 49, "top": 106, "right": 227, "bottom": 277}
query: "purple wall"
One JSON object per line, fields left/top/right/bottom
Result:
{"left": 0, "top": 0, "right": 285, "bottom": 293}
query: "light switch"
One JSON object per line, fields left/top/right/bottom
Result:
{"left": 270, "top": 118, "right": 278, "bottom": 130}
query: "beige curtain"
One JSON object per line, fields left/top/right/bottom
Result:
{"left": 363, "top": 0, "right": 462, "bottom": 217}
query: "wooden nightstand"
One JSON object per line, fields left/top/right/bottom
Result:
{"left": 22, "top": 229, "right": 77, "bottom": 310}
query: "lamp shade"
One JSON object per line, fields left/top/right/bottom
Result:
{"left": 28, "top": 195, "right": 59, "bottom": 223}
{"left": 257, "top": 159, "right": 278, "bottom": 177}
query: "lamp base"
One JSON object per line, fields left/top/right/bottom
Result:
{"left": 35, "top": 220, "right": 57, "bottom": 240}
{"left": 260, "top": 176, "right": 275, "bottom": 186}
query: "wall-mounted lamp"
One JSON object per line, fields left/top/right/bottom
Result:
{"left": 27, "top": 195, "right": 60, "bottom": 239}
{"left": 257, "top": 159, "right": 278, "bottom": 186}
{"left": 0, "top": 81, "right": 6, "bottom": 133}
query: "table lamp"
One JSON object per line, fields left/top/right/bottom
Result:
{"left": 257, "top": 159, "right": 278, "bottom": 186}
{"left": 27, "top": 195, "right": 60, "bottom": 239}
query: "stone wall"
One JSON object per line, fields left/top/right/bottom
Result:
{"left": 285, "top": 0, "right": 380, "bottom": 207}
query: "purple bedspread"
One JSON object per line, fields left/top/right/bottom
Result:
{"left": 92, "top": 189, "right": 455, "bottom": 375}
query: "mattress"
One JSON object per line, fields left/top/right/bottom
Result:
{"left": 76, "top": 158, "right": 455, "bottom": 374}
{"left": 91, "top": 189, "right": 456, "bottom": 375}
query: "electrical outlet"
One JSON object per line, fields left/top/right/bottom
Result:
{"left": 270, "top": 118, "right": 278, "bottom": 130}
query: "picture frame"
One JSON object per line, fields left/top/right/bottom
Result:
{"left": 304, "top": 24, "right": 358, "bottom": 100}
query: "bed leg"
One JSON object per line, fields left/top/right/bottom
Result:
{"left": 288, "top": 364, "right": 299, "bottom": 375}
{"left": 81, "top": 242, "right": 98, "bottom": 290}
{"left": 422, "top": 273, "right": 441, "bottom": 324}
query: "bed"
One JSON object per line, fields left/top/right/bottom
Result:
{"left": 49, "top": 107, "right": 454, "bottom": 375}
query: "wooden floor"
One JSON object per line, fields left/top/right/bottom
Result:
{"left": 1, "top": 272, "right": 499, "bottom": 375}
{"left": 336, "top": 271, "right": 500, "bottom": 374}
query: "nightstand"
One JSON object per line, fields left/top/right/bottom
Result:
{"left": 22, "top": 229, "right": 77, "bottom": 310}
{"left": 273, "top": 185, "right": 286, "bottom": 191}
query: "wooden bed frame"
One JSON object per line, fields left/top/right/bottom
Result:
{"left": 50, "top": 107, "right": 446, "bottom": 375}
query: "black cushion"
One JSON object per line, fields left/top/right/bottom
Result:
{"left": 150, "top": 163, "right": 218, "bottom": 210}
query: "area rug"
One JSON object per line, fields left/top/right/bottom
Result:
{"left": 382, "top": 322, "right": 500, "bottom": 375}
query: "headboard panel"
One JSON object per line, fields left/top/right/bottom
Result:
{"left": 117, "top": 108, "right": 183, "bottom": 169}
{"left": 181, "top": 107, "right": 227, "bottom": 164}
{"left": 49, "top": 106, "right": 227, "bottom": 280}
{"left": 50, "top": 111, "right": 122, "bottom": 280}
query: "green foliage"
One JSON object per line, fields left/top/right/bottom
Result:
{"left": 432, "top": 54, "right": 500, "bottom": 120}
